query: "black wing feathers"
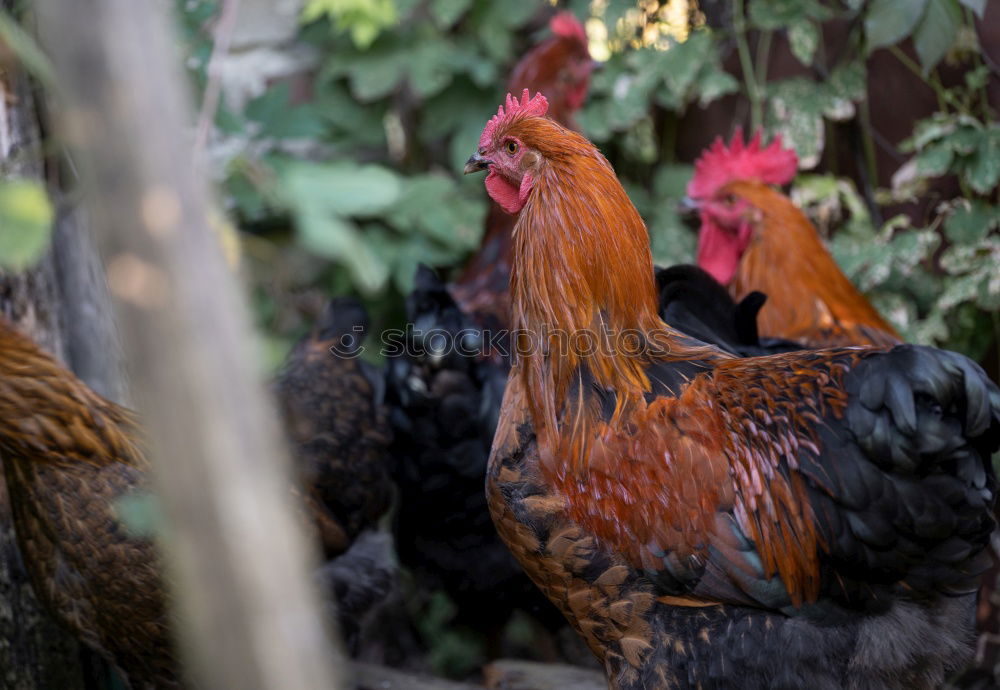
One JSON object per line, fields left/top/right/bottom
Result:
{"left": 809, "top": 345, "right": 998, "bottom": 604}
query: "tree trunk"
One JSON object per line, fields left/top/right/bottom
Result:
{"left": 0, "top": 30, "right": 86, "bottom": 689}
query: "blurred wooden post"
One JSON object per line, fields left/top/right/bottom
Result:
{"left": 33, "top": 1, "right": 344, "bottom": 688}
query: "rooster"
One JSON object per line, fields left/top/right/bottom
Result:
{"left": 449, "top": 10, "right": 594, "bottom": 329}
{"left": 468, "top": 90, "right": 999, "bottom": 689}
{"left": 387, "top": 10, "right": 594, "bottom": 656}
{"left": 0, "top": 299, "right": 395, "bottom": 685}
{"left": 687, "top": 129, "right": 900, "bottom": 348}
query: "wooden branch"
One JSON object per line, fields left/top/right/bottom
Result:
{"left": 33, "top": 1, "right": 343, "bottom": 688}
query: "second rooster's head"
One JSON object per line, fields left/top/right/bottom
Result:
{"left": 686, "top": 129, "right": 798, "bottom": 285}
{"left": 508, "top": 11, "right": 596, "bottom": 125}
{"left": 464, "top": 89, "right": 559, "bottom": 215}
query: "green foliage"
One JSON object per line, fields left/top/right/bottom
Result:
{"left": 579, "top": 31, "right": 738, "bottom": 142}
{"left": 0, "top": 180, "right": 54, "bottom": 271}
{"left": 302, "top": 0, "right": 398, "bottom": 48}
{"left": 764, "top": 61, "right": 866, "bottom": 167}
{"left": 805, "top": 108, "right": 1000, "bottom": 359}
{"left": 864, "top": 0, "right": 969, "bottom": 73}
{"left": 173, "top": 0, "right": 998, "bottom": 369}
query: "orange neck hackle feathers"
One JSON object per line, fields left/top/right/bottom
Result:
{"left": 688, "top": 129, "right": 899, "bottom": 346}
{"left": 724, "top": 180, "right": 901, "bottom": 347}
{"left": 477, "top": 93, "right": 716, "bottom": 474}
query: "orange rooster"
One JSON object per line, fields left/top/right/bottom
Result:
{"left": 688, "top": 130, "right": 900, "bottom": 348}
{"left": 467, "top": 91, "right": 999, "bottom": 689}
{"left": 450, "top": 10, "right": 594, "bottom": 328}
{"left": 387, "top": 11, "right": 594, "bottom": 657}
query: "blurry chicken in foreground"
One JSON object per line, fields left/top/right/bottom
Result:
{"left": 687, "top": 129, "right": 900, "bottom": 348}
{"left": 471, "top": 90, "right": 999, "bottom": 689}
{"left": 386, "top": 11, "right": 595, "bottom": 657}
{"left": 0, "top": 298, "right": 396, "bottom": 685}
{"left": 0, "top": 318, "right": 179, "bottom": 687}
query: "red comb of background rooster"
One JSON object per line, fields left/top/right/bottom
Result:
{"left": 549, "top": 11, "right": 587, "bottom": 45}
{"left": 688, "top": 128, "right": 798, "bottom": 200}
{"left": 479, "top": 89, "right": 549, "bottom": 148}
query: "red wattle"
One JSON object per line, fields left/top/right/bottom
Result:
{"left": 696, "top": 216, "right": 742, "bottom": 286}
{"left": 485, "top": 170, "right": 532, "bottom": 214}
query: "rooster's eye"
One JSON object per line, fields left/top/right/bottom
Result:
{"left": 505, "top": 141, "right": 518, "bottom": 155}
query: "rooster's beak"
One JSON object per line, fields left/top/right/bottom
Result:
{"left": 464, "top": 152, "right": 491, "bottom": 175}
{"left": 678, "top": 196, "right": 700, "bottom": 216}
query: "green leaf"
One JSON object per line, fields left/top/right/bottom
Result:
{"left": 958, "top": 0, "right": 986, "bottom": 18}
{"left": 299, "top": 212, "right": 389, "bottom": 292}
{"left": 913, "top": 0, "right": 962, "bottom": 73}
{"left": 655, "top": 34, "right": 712, "bottom": 103}
{"left": 281, "top": 161, "right": 402, "bottom": 218}
{"left": 788, "top": 20, "right": 819, "bottom": 67}
{"left": 407, "top": 40, "right": 459, "bottom": 99}
{"left": 653, "top": 164, "right": 695, "bottom": 198}
{"left": 914, "top": 141, "right": 954, "bottom": 177}
{"left": 965, "top": 129, "right": 1000, "bottom": 194}
{"left": 696, "top": 70, "right": 740, "bottom": 106}
{"left": 302, "top": 0, "right": 397, "bottom": 48}
{"left": 385, "top": 173, "right": 484, "bottom": 252}
{"left": 765, "top": 78, "right": 828, "bottom": 168}
{"left": 827, "top": 60, "right": 866, "bottom": 103}
{"left": 577, "top": 101, "right": 613, "bottom": 142}
{"left": 903, "top": 114, "right": 958, "bottom": 152}
{"left": 431, "top": 0, "right": 472, "bottom": 28}
{"left": 864, "top": 0, "right": 929, "bottom": 50}
{"left": 314, "top": 77, "right": 387, "bottom": 147}
{"left": 344, "top": 46, "right": 407, "bottom": 102}
{"left": 649, "top": 211, "right": 696, "bottom": 267}
{"left": 0, "top": 180, "right": 54, "bottom": 271}
{"left": 944, "top": 201, "right": 999, "bottom": 244}
{"left": 749, "top": 0, "right": 830, "bottom": 30}
{"left": 946, "top": 124, "right": 982, "bottom": 155}
{"left": 244, "top": 83, "right": 328, "bottom": 140}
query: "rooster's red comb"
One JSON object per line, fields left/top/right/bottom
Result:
{"left": 479, "top": 89, "right": 550, "bottom": 148}
{"left": 550, "top": 11, "right": 587, "bottom": 46}
{"left": 687, "top": 128, "right": 798, "bottom": 199}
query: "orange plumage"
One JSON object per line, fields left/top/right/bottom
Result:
{"left": 690, "top": 130, "right": 900, "bottom": 348}
{"left": 450, "top": 11, "right": 593, "bottom": 329}
{"left": 474, "top": 94, "right": 999, "bottom": 689}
